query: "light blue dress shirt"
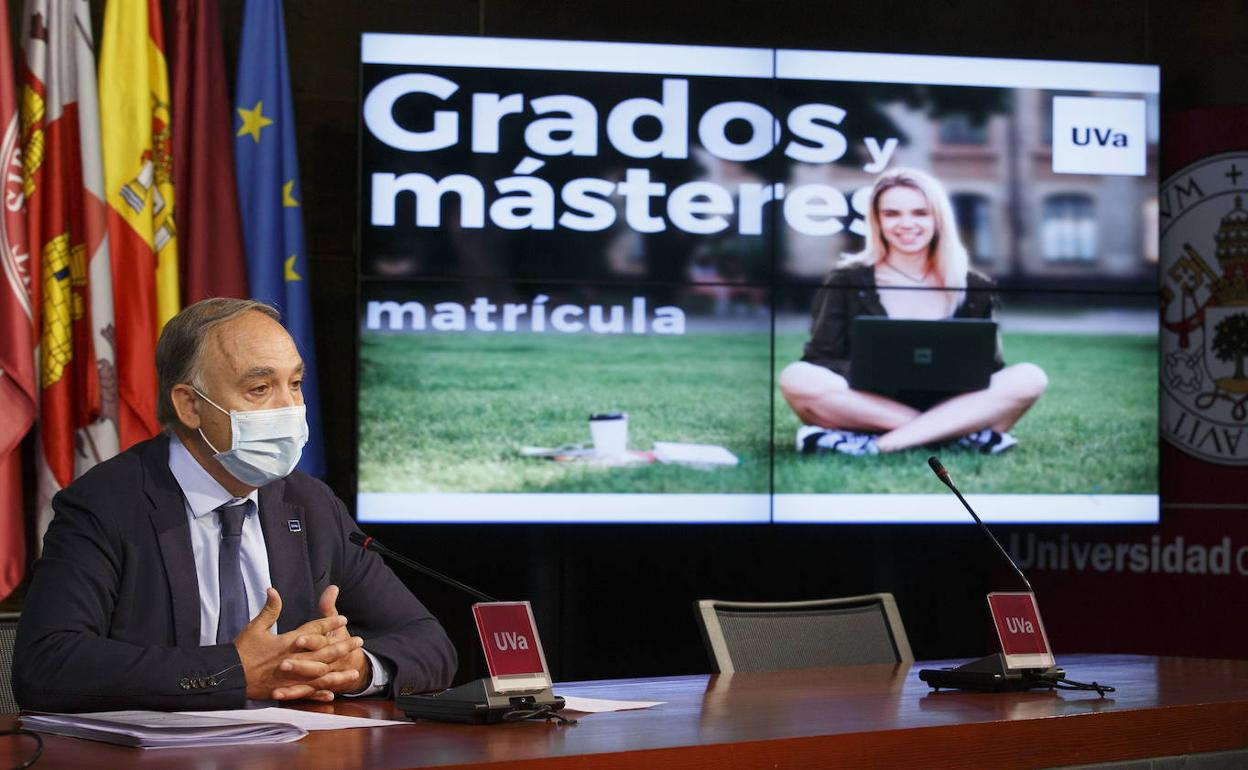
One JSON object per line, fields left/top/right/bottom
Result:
{"left": 167, "top": 435, "right": 387, "bottom": 696}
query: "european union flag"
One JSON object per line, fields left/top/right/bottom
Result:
{"left": 233, "top": 0, "right": 324, "bottom": 477}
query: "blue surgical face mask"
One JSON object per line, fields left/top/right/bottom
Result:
{"left": 192, "top": 387, "right": 309, "bottom": 487}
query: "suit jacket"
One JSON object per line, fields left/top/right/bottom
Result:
{"left": 14, "top": 434, "right": 457, "bottom": 712}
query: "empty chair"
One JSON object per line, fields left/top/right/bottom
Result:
{"left": 694, "top": 594, "right": 912, "bottom": 673}
{"left": 0, "top": 612, "right": 18, "bottom": 714}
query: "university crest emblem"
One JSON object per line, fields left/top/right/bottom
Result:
{"left": 1161, "top": 151, "right": 1248, "bottom": 463}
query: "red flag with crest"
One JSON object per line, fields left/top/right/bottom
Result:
{"left": 0, "top": 6, "right": 35, "bottom": 599}
{"left": 21, "top": 0, "right": 120, "bottom": 541}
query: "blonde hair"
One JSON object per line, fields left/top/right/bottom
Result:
{"left": 849, "top": 167, "right": 969, "bottom": 314}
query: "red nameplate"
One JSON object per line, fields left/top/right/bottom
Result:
{"left": 987, "top": 592, "right": 1055, "bottom": 670}
{"left": 472, "top": 601, "right": 552, "bottom": 692}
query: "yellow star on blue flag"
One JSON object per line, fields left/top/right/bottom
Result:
{"left": 236, "top": 101, "right": 272, "bottom": 143}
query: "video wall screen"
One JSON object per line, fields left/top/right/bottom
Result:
{"left": 357, "top": 34, "right": 1159, "bottom": 524}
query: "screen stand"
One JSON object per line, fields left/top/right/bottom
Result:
{"left": 397, "top": 677, "right": 566, "bottom": 724}
{"left": 919, "top": 653, "right": 1065, "bottom": 692}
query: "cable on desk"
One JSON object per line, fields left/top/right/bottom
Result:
{"left": 1, "top": 728, "right": 44, "bottom": 770}
{"left": 1029, "top": 674, "right": 1116, "bottom": 697}
{"left": 502, "top": 704, "right": 578, "bottom": 725}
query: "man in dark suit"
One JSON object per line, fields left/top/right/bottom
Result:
{"left": 14, "top": 298, "right": 457, "bottom": 712}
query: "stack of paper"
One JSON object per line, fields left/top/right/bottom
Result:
{"left": 21, "top": 710, "right": 307, "bottom": 749}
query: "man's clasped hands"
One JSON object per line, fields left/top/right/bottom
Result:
{"left": 233, "top": 584, "right": 372, "bottom": 701}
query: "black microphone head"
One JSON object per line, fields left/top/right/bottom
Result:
{"left": 348, "top": 531, "right": 367, "bottom": 547}
{"left": 928, "top": 456, "right": 954, "bottom": 487}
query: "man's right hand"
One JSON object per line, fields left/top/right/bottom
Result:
{"left": 235, "top": 587, "right": 364, "bottom": 701}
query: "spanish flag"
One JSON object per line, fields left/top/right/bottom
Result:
{"left": 99, "top": 0, "right": 179, "bottom": 450}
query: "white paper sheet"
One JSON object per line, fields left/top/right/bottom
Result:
{"left": 557, "top": 695, "right": 664, "bottom": 713}
{"left": 177, "top": 707, "right": 407, "bottom": 731}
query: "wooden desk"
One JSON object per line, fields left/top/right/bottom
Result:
{"left": 4, "top": 655, "right": 1248, "bottom": 769}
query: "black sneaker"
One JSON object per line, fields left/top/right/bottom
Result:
{"left": 796, "top": 426, "right": 881, "bottom": 455}
{"left": 797, "top": 425, "right": 843, "bottom": 454}
{"left": 957, "top": 429, "right": 1018, "bottom": 454}
{"left": 833, "top": 432, "right": 879, "bottom": 456}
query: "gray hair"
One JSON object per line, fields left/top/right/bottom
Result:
{"left": 155, "top": 298, "right": 281, "bottom": 428}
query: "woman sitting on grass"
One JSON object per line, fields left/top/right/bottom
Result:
{"left": 779, "top": 167, "right": 1048, "bottom": 456}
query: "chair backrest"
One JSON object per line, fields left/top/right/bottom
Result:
{"left": 0, "top": 612, "right": 18, "bottom": 714}
{"left": 694, "top": 594, "right": 913, "bottom": 673}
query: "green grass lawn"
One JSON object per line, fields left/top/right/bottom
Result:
{"left": 359, "top": 329, "right": 1157, "bottom": 496}
{"left": 774, "top": 332, "right": 1158, "bottom": 494}
{"left": 359, "top": 331, "right": 773, "bottom": 494}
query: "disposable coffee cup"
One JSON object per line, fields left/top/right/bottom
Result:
{"left": 589, "top": 413, "right": 628, "bottom": 456}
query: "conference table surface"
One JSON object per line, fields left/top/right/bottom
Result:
{"left": 4, "top": 654, "right": 1248, "bottom": 769}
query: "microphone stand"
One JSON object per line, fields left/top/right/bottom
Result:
{"left": 928, "top": 457, "right": 1033, "bottom": 594}
{"left": 921, "top": 458, "right": 1065, "bottom": 692}
{"left": 350, "top": 532, "right": 570, "bottom": 723}
{"left": 350, "top": 532, "right": 499, "bottom": 602}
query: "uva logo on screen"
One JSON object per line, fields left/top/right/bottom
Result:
{"left": 1071, "top": 127, "right": 1129, "bottom": 148}
{"left": 493, "top": 631, "right": 531, "bottom": 651}
{"left": 1050, "top": 96, "right": 1146, "bottom": 176}
{"left": 1005, "top": 617, "right": 1035, "bottom": 634}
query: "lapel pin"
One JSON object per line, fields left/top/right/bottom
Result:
{"left": 288, "top": 520, "right": 302, "bottom": 533}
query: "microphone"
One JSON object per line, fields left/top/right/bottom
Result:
{"left": 920, "top": 456, "right": 1058, "bottom": 692}
{"left": 920, "top": 457, "right": 1113, "bottom": 694}
{"left": 349, "top": 531, "right": 499, "bottom": 603}
{"left": 926, "top": 456, "right": 1032, "bottom": 594}
{"left": 350, "top": 531, "right": 570, "bottom": 723}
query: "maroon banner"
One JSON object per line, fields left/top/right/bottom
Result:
{"left": 170, "top": 0, "right": 247, "bottom": 304}
{"left": 1011, "top": 107, "right": 1248, "bottom": 660}
{"left": 1009, "top": 512, "right": 1248, "bottom": 659}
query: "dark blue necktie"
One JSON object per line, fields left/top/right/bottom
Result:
{"left": 215, "top": 499, "right": 254, "bottom": 645}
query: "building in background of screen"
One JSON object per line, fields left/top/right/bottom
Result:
{"left": 782, "top": 90, "right": 1160, "bottom": 291}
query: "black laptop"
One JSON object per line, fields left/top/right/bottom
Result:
{"left": 849, "top": 317, "right": 997, "bottom": 404}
